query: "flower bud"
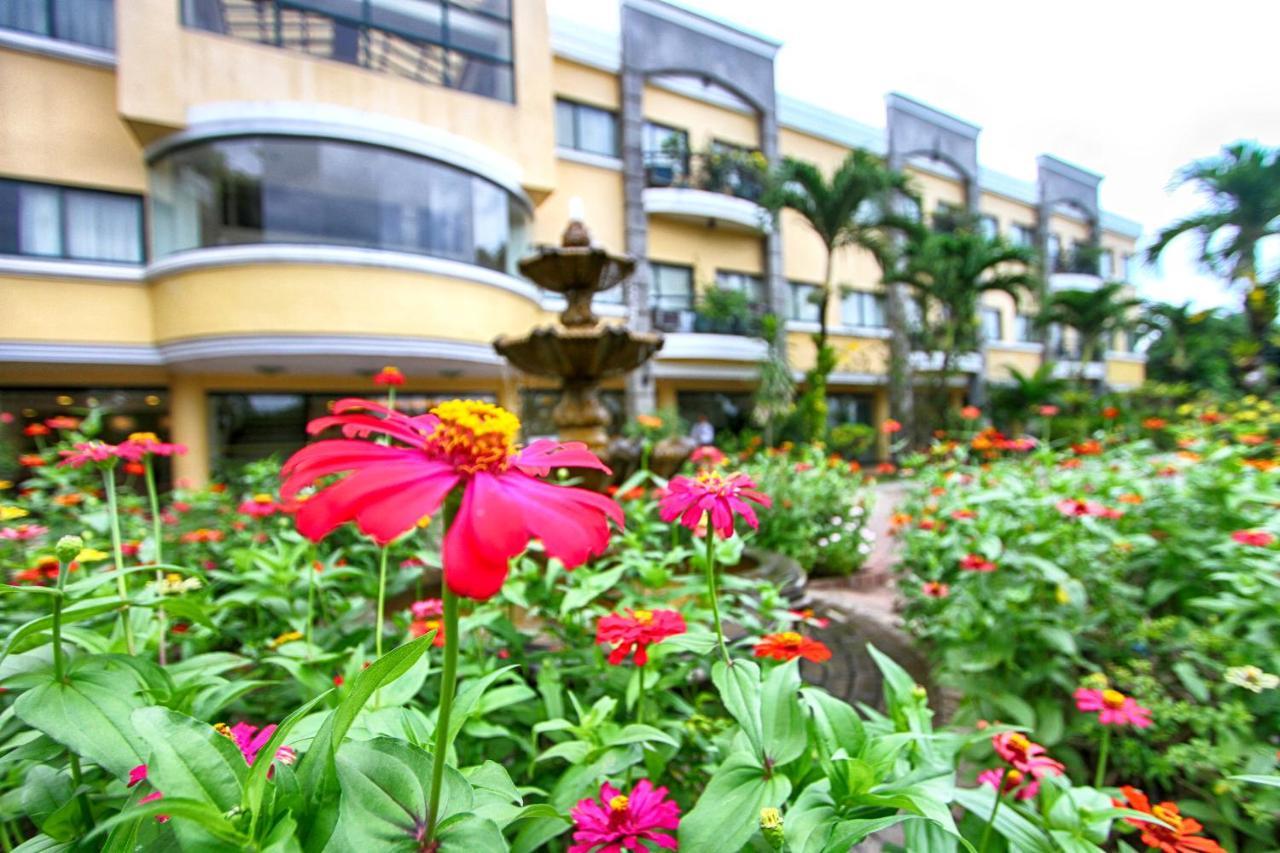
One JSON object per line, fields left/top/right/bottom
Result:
{"left": 55, "top": 535, "right": 84, "bottom": 564}
{"left": 912, "top": 684, "right": 928, "bottom": 701}
{"left": 759, "top": 807, "right": 784, "bottom": 850}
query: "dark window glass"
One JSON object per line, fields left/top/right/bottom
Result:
{"left": 980, "top": 307, "right": 1003, "bottom": 341}
{"left": 642, "top": 122, "right": 689, "bottom": 185}
{"left": 1010, "top": 223, "right": 1035, "bottom": 247}
{"left": 181, "top": 0, "right": 513, "bottom": 101}
{"left": 841, "top": 290, "right": 886, "bottom": 328}
{"left": 827, "top": 393, "right": 874, "bottom": 427}
{"left": 149, "top": 136, "right": 530, "bottom": 273}
{"left": 0, "top": 0, "right": 115, "bottom": 49}
{"left": 715, "top": 270, "right": 764, "bottom": 305}
{"left": 0, "top": 178, "right": 143, "bottom": 263}
{"left": 979, "top": 214, "right": 999, "bottom": 239}
{"left": 676, "top": 391, "right": 752, "bottom": 437}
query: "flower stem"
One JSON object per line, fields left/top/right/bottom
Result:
{"left": 305, "top": 548, "right": 316, "bottom": 654}
{"left": 705, "top": 531, "right": 731, "bottom": 666}
{"left": 977, "top": 767, "right": 1006, "bottom": 853}
{"left": 636, "top": 660, "right": 646, "bottom": 725}
{"left": 425, "top": 585, "right": 460, "bottom": 844}
{"left": 1094, "top": 726, "right": 1111, "bottom": 788}
{"left": 373, "top": 545, "right": 390, "bottom": 709}
{"left": 103, "top": 468, "right": 135, "bottom": 655}
{"left": 51, "top": 561, "right": 67, "bottom": 683}
{"left": 143, "top": 459, "right": 167, "bottom": 666}
{"left": 68, "top": 753, "right": 93, "bottom": 830}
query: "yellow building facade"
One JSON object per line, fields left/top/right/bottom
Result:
{"left": 0, "top": 0, "right": 1143, "bottom": 485}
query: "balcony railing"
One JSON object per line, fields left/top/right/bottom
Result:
{"left": 643, "top": 151, "right": 766, "bottom": 202}
{"left": 183, "top": 0, "right": 514, "bottom": 102}
{"left": 651, "top": 303, "right": 767, "bottom": 337}
{"left": 1052, "top": 244, "right": 1101, "bottom": 275}
{"left": 0, "top": 0, "right": 114, "bottom": 49}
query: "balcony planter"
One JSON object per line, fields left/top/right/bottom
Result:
{"left": 645, "top": 163, "right": 676, "bottom": 188}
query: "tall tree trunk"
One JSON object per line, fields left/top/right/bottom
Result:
{"left": 886, "top": 281, "right": 916, "bottom": 445}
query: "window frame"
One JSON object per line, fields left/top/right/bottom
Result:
{"left": 650, "top": 261, "right": 695, "bottom": 312}
{"left": 0, "top": 0, "right": 116, "bottom": 49}
{"left": 841, "top": 289, "right": 887, "bottom": 328}
{"left": 0, "top": 176, "right": 146, "bottom": 264}
{"left": 980, "top": 306, "right": 1004, "bottom": 342}
{"left": 714, "top": 269, "right": 765, "bottom": 305}
{"left": 554, "top": 98, "right": 619, "bottom": 158}
{"left": 786, "top": 280, "right": 821, "bottom": 323}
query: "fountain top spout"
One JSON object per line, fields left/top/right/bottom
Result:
{"left": 517, "top": 218, "right": 635, "bottom": 328}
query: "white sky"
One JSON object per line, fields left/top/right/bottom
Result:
{"left": 549, "top": 0, "right": 1280, "bottom": 311}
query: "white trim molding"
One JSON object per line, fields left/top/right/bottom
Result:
{"left": 825, "top": 372, "right": 888, "bottom": 387}
{"left": 1104, "top": 351, "right": 1148, "bottom": 364}
{"left": 642, "top": 187, "right": 771, "bottom": 233}
{"left": 989, "top": 341, "right": 1046, "bottom": 354}
{"left": 146, "top": 245, "right": 544, "bottom": 306}
{"left": 909, "top": 351, "right": 983, "bottom": 373}
{"left": 556, "top": 148, "right": 624, "bottom": 171}
{"left": 0, "top": 256, "right": 143, "bottom": 282}
{"left": 1052, "top": 361, "right": 1106, "bottom": 380}
{"left": 652, "top": 363, "right": 759, "bottom": 381}
{"left": 624, "top": 0, "right": 781, "bottom": 58}
{"left": 886, "top": 93, "right": 980, "bottom": 140}
{"left": 0, "top": 30, "right": 115, "bottom": 68}
{"left": 146, "top": 101, "right": 531, "bottom": 208}
{"left": 658, "top": 333, "right": 768, "bottom": 362}
{"left": 0, "top": 341, "right": 161, "bottom": 365}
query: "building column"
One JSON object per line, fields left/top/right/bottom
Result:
{"left": 872, "top": 387, "right": 891, "bottom": 461}
{"left": 168, "top": 374, "right": 209, "bottom": 489}
{"left": 621, "top": 66, "right": 656, "bottom": 419}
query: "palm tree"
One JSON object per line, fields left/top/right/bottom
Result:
{"left": 990, "top": 364, "right": 1066, "bottom": 435}
{"left": 763, "top": 150, "right": 913, "bottom": 439}
{"left": 1136, "top": 301, "right": 1207, "bottom": 381}
{"left": 885, "top": 222, "right": 1036, "bottom": 426}
{"left": 1146, "top": 142, "right": 1280, "bottom": 386}
{"left": 1039, "top": 282, "right": 1139, "bottom": 388}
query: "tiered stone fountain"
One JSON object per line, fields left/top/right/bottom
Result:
{"left": 494, "top": 215, "right": 663, "bottom": 461}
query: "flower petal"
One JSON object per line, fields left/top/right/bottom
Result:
{"left": 513, "top": 439, "right": 612, "bottom": 476}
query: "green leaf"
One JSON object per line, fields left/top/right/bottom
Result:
{"left": 131, "top": 707, "right": 246, "bottom": 812}
{"left": 1171, "top": 661, "right": 1210, "bottom": 703}
{"left": 990, "top": 692, "right": 1037, "bottom": 728}
{"left": 444, "top": 666, "right": 519, "bottom": 747}
{"left": 661, "top": 630, "right": 719, "bottom": 655}
{"left": 801, "top": 687, "right": 867, "bottom": 757}
{"left": 1036, "top": 626, "right": 1079, "bottom": 657}
{"left": 559, "top": 566, "right": 625, "bottom": 615}
{"left": 375, "top": 650, "right": 433, "bottom": 707}
{"left": 678, "top": 751, "right": 792, "bottom": 853}
{"left": 827, "top": 815, "right": 927, "bottom": 851}
{"left": 760, "top": 659, "right": 807, "bottom": 767}
{"left": 953, "top": 787, "right": 1054, "bottom": 853}
{"left": 14, "top": 669, "right": 147, "bottom": 778}
{"left": 244, "top": 690, "right": 330, "bottom": 828}
{"left": 866, "top": 643, "right": 916, "bottom": 705}
{"left": 1230, "top": 774, "right": 1280, "bottom": 788}
{"left": 0, "top": 598, "right": 126, "bottom": 664}
{"left": 712, "top": 660, "right": 763, "bottom": 758}
{"left": 20, "top": 766, "right": 77, "bottom": 841}
{"left": 88, "top": 796, "right": 248, "bottom": 846}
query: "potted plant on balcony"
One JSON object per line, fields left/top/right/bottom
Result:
{"left": 694, "top": 286, "right": 754, "bottom": 334}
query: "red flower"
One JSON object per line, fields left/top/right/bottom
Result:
{"left": 1102, "top": 406, "right": 1120, "bottom": 419}
{"left": 658, "top": 471, "right": 770, "bottom": 539}
{"left": 239, "top": 494, "right": 280, "bottom": 517}
{"left": 218, "top": 721, "right": 296, "bottom": 768}
{"left": 881, "top": 418, "right": 902, "bottom": 434}
{"left": 170, "top": 623, "right": 189, "bottom": 634}
{"left": 1232, "top": 529, "right": 1274, "bottom": 547}
{"left": 1142, "top": 417, "right": 1168, "bottom": 430}
{"left": 333, "top": 674, "right": 344, "bottom": 687}
{"left": 58, "top": 441, "right": 142, "bottom": 469}
{"left": 45, "top": 416, "right": 81, "bottom": 431}
{"left": 180, "top": 528, "right": 224, "bottom": 544}
{"left": 372, "top": 365, "right": 405, "bottom": 387}
{"left": 922, "top": 581, "right": 950, "bottom": 598}
{"left": 689, "top": 445, "right": 726, "bottom": 467}
{"left": 961, "top": 405, "right": 981, "bottom": 420}
{"left": 123, "top": 432, "right": 187, "bottom": 457}
{"left": 950, "top": 509, "right": 976, "bottom": 520}
{"left": 793, "top": 461, "right": 814, "bottom": 473}
{"left": 281, "top": 399, "right": 622, "bottom": 600}
{"left": 1038, "top": 405, "right": 1059, "bottom": 417}
{"left": 875, "top": 462, "right": 897, "bottom": 476}
{"left": 596, "top": 608, "right": 686, "bottom": 665}
{"left": 127, "top": 764, "right": 148, "bottom": 788}
{"left": 992, "top": 732, "right": 1063, "bottom": 780}
{"left": 1072, "top": 440, "right": 1102, "bottom": 456}
{"left": 959, "top": 553, "right": 996, "bottom": 573}
{"left": 753, "top": 631, "right": 832, "bottom": 663}
{"left": 788, "top": 607, "right": 831, "bottom": 629}
{"left": 1074, "top": 687, "right": 1152, "bottom": 728}
{"left": 569, "top": 780, "right": 679, "bottom": 853}
{"left": 1114, "top": 786, "right": 1224, "bottom": 853}
{"left": 18, "top": 454, "right": 46, "bottom": 468}
{"left": 23, "top": 423, "right": 51, "bottom": 437}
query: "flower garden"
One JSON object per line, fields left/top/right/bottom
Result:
{"left": 0, "top": 385, "right": 1277, "bottom": 852}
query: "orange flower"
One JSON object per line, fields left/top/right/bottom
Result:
{"left": 635, "top": 414, "right": 663, "bottom": 429}
{"left": 1142, "top": 417, "right": 1168, "bottom": 429}
{"left": 372, "top": 365, "right": 404, "bottom": 387}
{"left": 1113, "top": 786, "right": 1224, "bottom": 853}
{"left": 1118, "top": 493, "right": 1144, "bottom": 504}
{"left": 18, "top": 454, "right": 45, "bottom": 468}
{"left": 881, "top": 419, "right": 902, "bottom": 435}
{"left": 180, "top": 528, "right": 225, "bottom": 544}
{"left": 961, "top": 405, "right": 981, "bottom": 420}
{"left": 51, "top": 493, "right": 84, "bottom": 507}
{"left": 753, "top": 632, "right": 831, "bottom": 664}
{"left": 1237, "top": 433, "right": 1266, "bottom": 446}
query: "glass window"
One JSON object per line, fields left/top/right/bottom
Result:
{"left": 555, "top": 99, "right": 618, "bottom": 158}
{"left": 787, "top": 281, "right": 821, "bottom": 323}
{"left": 827, "top": 393, "right": 874, "bottom": 427}
{"left": 642, "top": 122, "right": 689, "bottom": 184}
{"left": 841, "top": 290, "right": 886, "bottom": 328}
{"left": 715, "top": 270, "right": 764, "bottom": 305}
{"left": 1009, "top": 223, "right": 1035, "bottom": 247}
{"left": 0, "top": 179, "right": 143, "bottom": 263}
{"left": 149, "top": 136, "right": 530, "bottom": 274}
{"left": 1, "top": 0, "right": 115, "bottom": 49}
{"left": 182, "top": 0, "right": 513, "bottom": 101}
{"left": 979, "top": 214, "right": 999, "bottom": 240}
{"left": 1047, "top": 234, "right": 1062, "bottom": 271}
{"left": 677, "top": 391, "right": 752, "bottom": 436}
{"left": 1098, "top": 249, "right": 1114, "bottom": 279}
{"left": 980, "top": 307, "right": 1003, "bottom": 342}
{"left": 651, "top": 263, "right": 694, "bottom": 311}
{"left": 1014, "top": 313, "right": 1036, "bottom": 342}
{"left": 1123, "top": 252, "right": 1135, "bottom": 280}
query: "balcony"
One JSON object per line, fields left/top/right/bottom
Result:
{"left": 650, "top": 302, "right": 769, "bottom": 337}
{"left": 183, "top": 0, "right": 514, "bottom": 102}
{"left": 1049, "top": 244, "right": 1102, "bottom": 291}
{"left": 642, "top": 151, "right": 771, "bottom": 234}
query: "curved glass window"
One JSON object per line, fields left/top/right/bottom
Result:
{"left": 149, "top": 136, "right": 530, "bottom": 275}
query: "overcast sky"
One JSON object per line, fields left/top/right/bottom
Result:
{"left": 549, "top": 0, "right": 1280, "bottom": 312}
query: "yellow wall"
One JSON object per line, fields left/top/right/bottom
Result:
{"left": 553, "top": 58, "right": 619, "bottom": 110}
{"left": 0, "top": 51, "right": 146, "bottom": 192}
{"left": 909, "top": 168, "right": 966, "bottom": 218}
{"left": 534, "top": 159, "right": 626, "bottom": 252}
{"left": 0, "top": 276, "right": 154, "bottom": 343}
{"left": 779, "top": 127, "right": 850, "bottom": 174}
{"left": 979, "top": 191, "right": 1038, "bottom": 238}
{"left": 114, "top": 0, "right": 557, "bottom": 194}
{"left": 643, "top": 84, "right": 758, "bottom": 150}
{"left": 986, "top": 346, "right": 1043, "bottom": 380}
{"left": 648, "top": 219, "right": 763, "bottom": 286}
{"left": 148, "top": 265, "right": 546, "bottom": 344}
{"left": 1105, "top": 358, "right": 1145, "bottom": 387}
{"left": 788, "top": 332, "right": 890, "bottom": 375}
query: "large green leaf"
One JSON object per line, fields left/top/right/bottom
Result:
{"left": 953, "top": 787, "right": 1054, "bottom": 853}
{"left": 15, "top": 669, "right": 146, "bottom": 778}
{"left": 711, "top": 660, "right": 763, "bottom": 758}
{"left": 131, "top": 707, "right": 246, "bottom": 812}
{"left": 760, "top": 659, "right": 807, "bottom": 768}
{"left": 678, "top": 751, "right": 792, "bottom": 852}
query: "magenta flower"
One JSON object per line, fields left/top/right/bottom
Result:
{"left": 595, "top": 608, "right": 686, "bottom": 666}
{"left": 58, "top": 441, "right": 143, "bottom": 468}
{"left": 959, "top": 553, "right": 996, "bottom": 572}
{"left": 0, "top": 524, "right": 48, "bottom": 542}
{"left": 569, "top": 780, "right": 680, "bottom": 853}
{"left": 1055, "top": 498, "right": 1122, "bottom": 519}
{"left": 122, "top": 432, "right": 187, "bottom": 457}
{"left": 1232, "top": 529, "right": 1275, "bottom": 547}
{"left": 410, "top": 598, "right": 444, "bottom": 619}
{"left": 238, "top": 494, "right": 281, "bottom": 517}
{"left": 658, "top": 471, "right": 771, "bottom": 538}
{"left": 221, "top": 722, "right": 297, "bottom": 766}
{"left": 977, "top": 767, "right": 1039, "bottom": 800}
{"left": 1073, "top": 688, "right": 1153, "bottom": 728}
{"left": 138, "top": 791, "right": 170, "bottom": 823}
{"left": 127, "top": 764, "right": 148, "bottom": 788}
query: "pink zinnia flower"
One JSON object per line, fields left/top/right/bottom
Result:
{"left": 0, "top": 524, "right": 48, "bottom": 542}
{"left": 373, "top": 365, "right": 405, "bottom": 387}
{"left": 961, "top": 406, "right": 981, "bottom": 420}
{"left": 127, "top": 764, "right": 148, "bottom": 788}
{"left": 57, "top": 441, "right": 142, "bottom": 468}
{"left": 689, "top": 445, "right": 726, "bottom": 467}
{"left": 280, "top": 399, "right": 623, "bottom": 600}
{"left": 1055, "top": 498, "right": 1118, "bottom": 518}
{"left": 596, "top": 608, "right": 686, "bottom": 666}
{"left": 977, "top": 767, "right": 1039, "bottom": 800}
{"left": 658, "top": 471, "right": 770, "bottom": 539}
{"left": 138, "top": 791, "right": 169, "bottom": 823}
{"left": 219, "top": 722, "right": 296, "bottom": 767}
{"left": 881, "top": 418, "right": 902, "bottom": 434}
{"left": 239, "top": 494, "right": 280, "bottom": 517}
{"left": 959, "top": 553, "right": 996, "bottom": 572}
{"left": 569, "top": 780, "right": 679, "bottom": 853}
{"left": 922, "top": 581, "right": 950, "bottom": 598}
{"left": 1073, "top": 688, "right": 1153, "bottom": 728}
{"left": 123, "top": 432, "right": 187, "bottom": 457}
{"left": 992, "top": 732, "right": 1064, "bottom": 780}
{"left": 1039, "top": 405, "right": 1059, "bottom": 417}
{"left": 1232, "top": 529, "right": 1274, "bottom": 547}
{"left": 410, "top": 598, "right": 444, "bottom": 619}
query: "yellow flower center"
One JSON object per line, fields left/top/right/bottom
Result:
{"left": 213, "top": 722, "right": 232, "bottom": 738}
{"left": 608, "top": 795, "right": 629, "bottom": 813}
{"left": 253, "top": 493, "right": 273, "bottom": 504}
{"left": 1005, "top": 769, "right": 1024, "bottom": 786}
{"left": 633, "top": 609, "right": 654, "bottom": 624}
{"left": 1102, "top": 689, "right": 1127, "bottom": 709}
{"left": 166, "top": 573, "right": 182, "bottom": 584}
{"left": 1007, "top": 733, "right": 1031, "bottom": 753}
{"left": 128, "top": 432, "right": 159, "bottom": 444}
{"left": 381, "top": 366, "right": 402, "bottom": 376}
{"left": 776, "top": 632, "right": 803, "bottom": 645}
{"left": 759, "top": 807, "right": 782, "bottom": 829}
{"left": 426, "top": 400, "right": 520, "bottom": 474}
{"left": 1151, "top": 804, "right": 1182, "bottom": 831}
